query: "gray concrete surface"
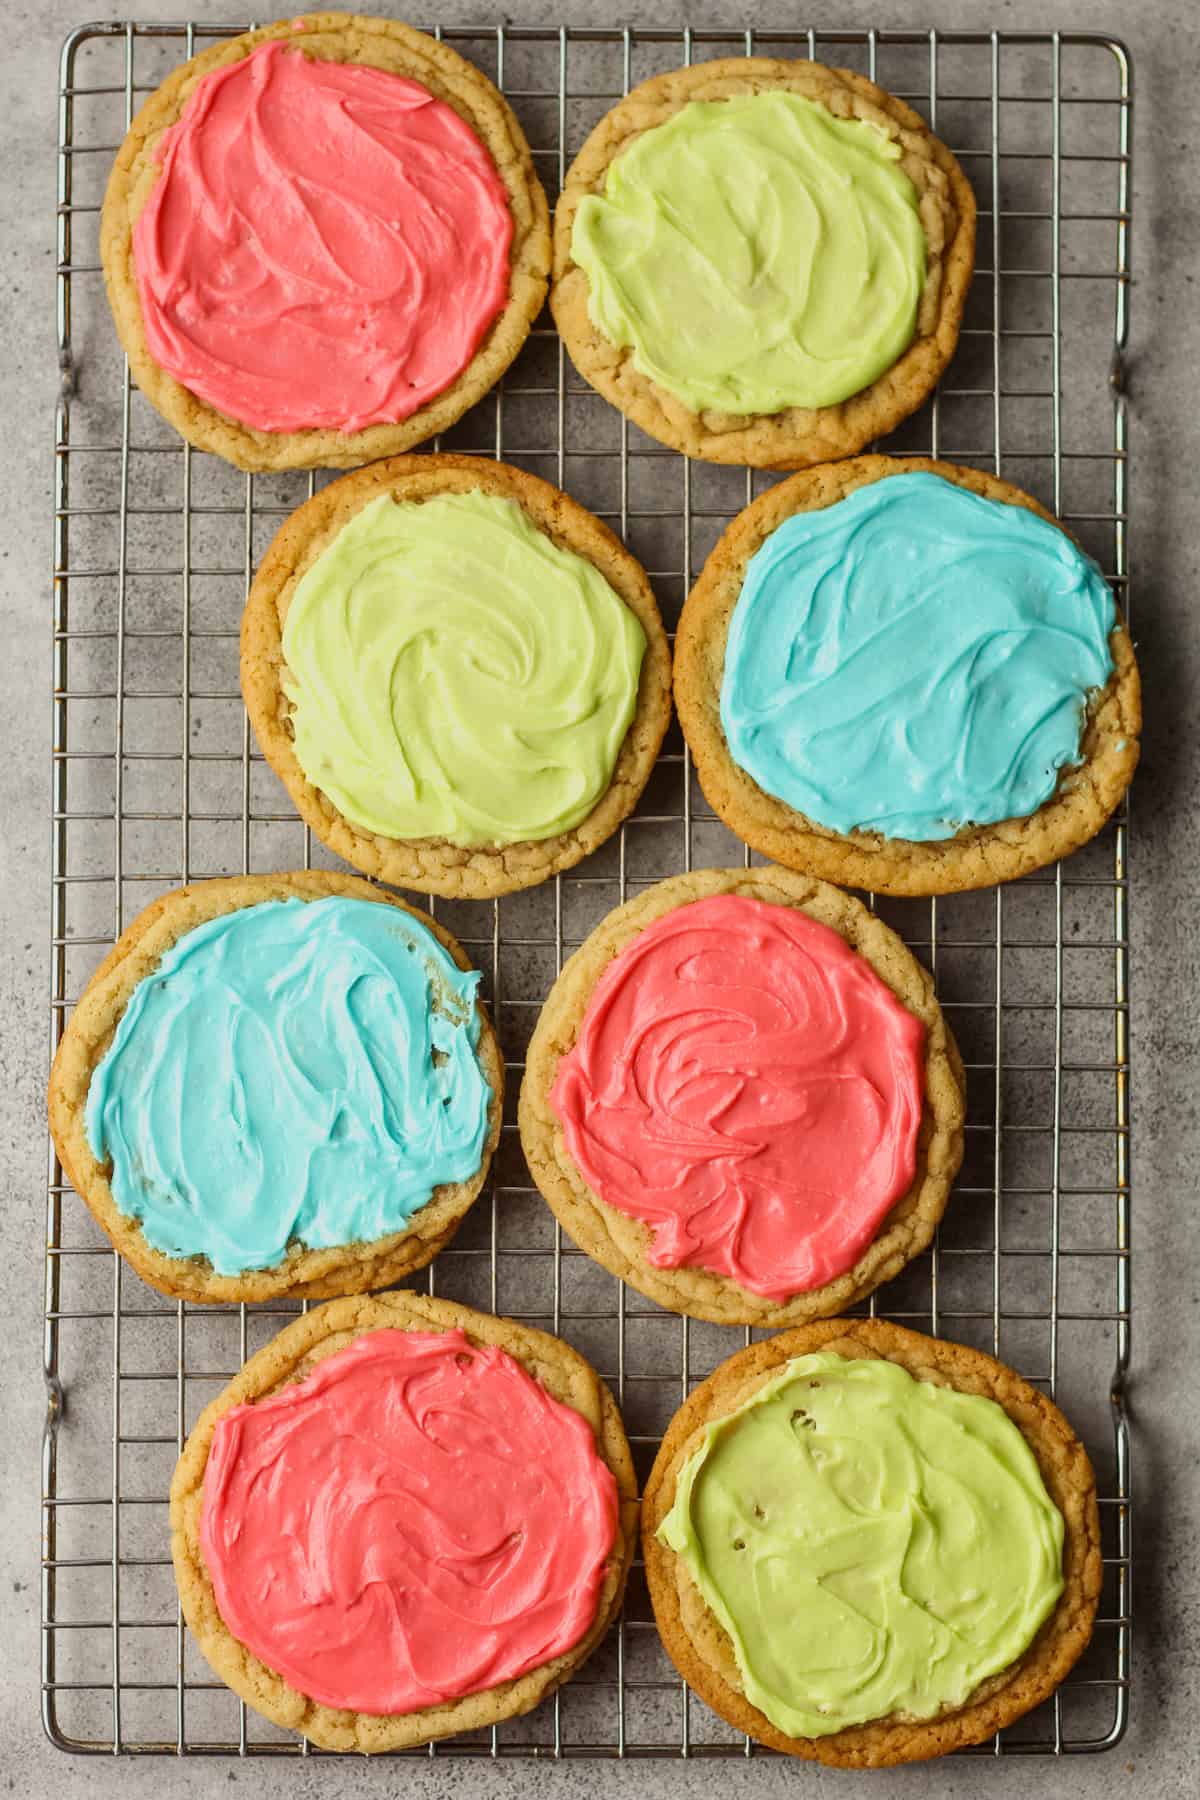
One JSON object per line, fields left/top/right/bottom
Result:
{"left": 3, "top": 0, "right": 1199, "bottom": 1793}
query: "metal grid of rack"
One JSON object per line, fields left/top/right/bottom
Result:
{"left": 46, "top": 19, "right": 1133, "bottom": 1759}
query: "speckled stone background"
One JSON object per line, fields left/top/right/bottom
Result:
{"left": 2, "top": 0, "right": 1198, "bottom": 1794}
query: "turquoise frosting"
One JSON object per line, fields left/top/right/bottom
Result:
{"left": 83, "top": 897, "right": 492, "bottom": 1274}
{"left": 719, "top": 472, "right": 1117, "bottom": 842}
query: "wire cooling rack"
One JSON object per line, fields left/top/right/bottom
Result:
{"left": 46, "top": 18, "right": 1133, "bottom": 1760}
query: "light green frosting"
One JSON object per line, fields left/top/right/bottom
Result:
{"left": 570, "top": 92, "right": 927, "bottom": 416}
{"left": 659, "top": 1352, "right": 1065, "bottom": 1738}
{"left": 281, "top": 490, "right": 646, "bottom": 847}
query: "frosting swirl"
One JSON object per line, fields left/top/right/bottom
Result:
{"left": 570, "top": 92, "right": 926, "bottom": 416}
{"left": 84, "top": 897, "right": 492, "bottom": 1274}
{"left": 201, "top": 1328, "right": 620, "bottom": 1714}
{"left": 659, "top": 1352, "right": 1066, "bottom": 1738}
{"left": 720, "top": 472, "right": 1117, "bottom": 841}
{"left": 281, "top": 489, "right": 647, "bottom": 847}
{"left": 133, "top": 40, "right": 513, "bottom": 434}
{"left": 549, "top": 895, "right": 924, "bottom": 1301}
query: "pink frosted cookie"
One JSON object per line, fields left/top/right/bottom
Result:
{"left": 520, "top": 866, "right": 965, "bottom": 1326}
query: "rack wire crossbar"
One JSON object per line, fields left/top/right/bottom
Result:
{"left": 46, "top": 18, "right": 1133, "bottom": 1759}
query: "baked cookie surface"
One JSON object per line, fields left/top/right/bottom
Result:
{"left": 101, "top": 13, "right": 550, "bottom": 470}
{"left": 171, "top": 1292, "right": 638, "bottom": 1752}
{"left": 674, "top": 456, "right": 1141, "bottom": 895}
{"left": 551, "top": 59, "right": 975, "bottom": 466}
{"left": 241, "top": 454, "right": 672, "bottom": 898}
{"left": 519, "top": 866, "right": 964, "bottom": 1326}
{"left": 642, "top": 1319, "right": 1101, "bottom": 1766}
{"left": 47, "top": 870, "right": 503, "bottom": 1303}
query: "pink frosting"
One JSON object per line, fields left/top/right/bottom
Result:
{"left": 133, "top": 41, "right": 514, "bottom": 435}
{"left": 200, "top": 1329, "right": 618, "bottom": 1715}
{"left": 549, "top": 895, "right": 925, "bottom": 1301}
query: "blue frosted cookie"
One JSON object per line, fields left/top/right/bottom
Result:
{"left": 48, "top": 871, "right": 503, "bottom": 1301}
{"left": 674, "top": 456, "right": 1139, "bottom": 895}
